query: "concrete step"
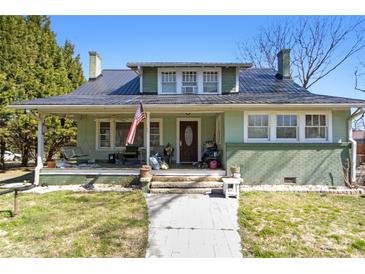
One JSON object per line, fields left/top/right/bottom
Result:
{"left": 150, "top": 181, "right": 223, "bottom": 189}
{"left": 149, "top": 188, "right": 223, "bottom": 194}
{"left": 151, "top": 175, "right": 223, "bottom": 182}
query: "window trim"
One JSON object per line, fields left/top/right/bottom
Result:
{"left": 243, "top": 111, "right": 332, "bottom": 143}
{"left": 95, "top": 118, "right": 163, "bottom": 151}
{"left": 157, "top": 67, "right": 222, "bottom": 95}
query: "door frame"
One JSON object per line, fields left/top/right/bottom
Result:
{"left": 176, "top": 117, "right": 201, "bottom": 164}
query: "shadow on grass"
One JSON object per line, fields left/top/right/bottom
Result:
{"left": 0, "top": 171, "right": 34, "bottom": 185}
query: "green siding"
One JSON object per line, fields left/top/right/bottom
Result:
{"left": 142, "top": 67, "right": 157, "bottom": 94}
{"left": 224, "top": 111, "right": 243, "bottom": 143}
{"left": 332, "top": 109, "right": 350, "bottom": 142}
{"left": 77, "top": 114, "right": 217, "bottom": 162}
{"left": 222, "top": 67, "right": 237, "bottom": 93}
{"left": 226, "top": 143, "right": 350, "bottom": 186}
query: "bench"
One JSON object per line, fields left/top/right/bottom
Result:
{"left": 222, "top": 178, "right": 240, "bottom": 199}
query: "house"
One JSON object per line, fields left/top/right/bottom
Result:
{"left": 353, "top": 130, "right": 365, "bottom": 165}
{"left": 8, "top": 49, "right": 365, "bottom": 187}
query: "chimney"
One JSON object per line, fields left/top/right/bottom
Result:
{"left": 89, "top": 51, "right": 102, "bottom": 79}
{"left": 276, "top": 49, "right": 290, "bottom": 79}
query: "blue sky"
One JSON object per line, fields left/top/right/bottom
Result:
{"left": 51, "top": 16, "right": 365, "bottom": 100}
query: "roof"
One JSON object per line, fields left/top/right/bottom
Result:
{"left": 9, "top": 68, "right": 365, "bottom": 108}
{"left": 127, "top": 62, "right": 252, "bottom": 69}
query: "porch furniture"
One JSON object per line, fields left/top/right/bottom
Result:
{"left": 61, "top": 146, "right": 88, "bottom": 161}
{"left": 120, "top": 145, "right": 139, "bottom": 164}
{"left": 222, "top": 178, "right": 240, "bottom": 199}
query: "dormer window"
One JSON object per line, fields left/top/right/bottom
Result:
{"left": 182, "top": 71, "right": 198, "bottom": 94}
{"left": 157, "top": 67, "right": 222, "bottom": 94}
{"left": 203, "top": 71, "right": 218, "bottom": 93}
{"left": 161, "top": 72, "right": 176, "bottom": 93}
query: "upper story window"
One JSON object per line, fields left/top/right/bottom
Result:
{"left": 203, "top": 72, "right": 218, "bottom": 93}
{"left": 182, "top": 71, "right": 198, "bottom": 94}
{"left": 305, "top": 114, "right": 327, "bottom": 139}
{"left": 248, "top": 114, "right": 269, "bottom": 139}
{"left": 276, "top": 114, "right": 298, "bottom": 139}
{"left": 161, "top": 72, "right": 176, "bottom": 93}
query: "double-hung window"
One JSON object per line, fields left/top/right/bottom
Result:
{"left": 161, "top": 72, "right": 176, "bottom": 93}
{"left": 99, "top": 122, "right": 111, "bottom": 148}
{"left": 203, "top": 71, "right": 218, "bottom": 93}
{"left": 247, "top": 114, "right": 269, "bottom": 139}
{"left": 115, "top": 122, "right": 144, "bottom": 147}
{"left": 305, "top": 114, "right": 327, "bottom": 139}
{"left": 182, "top": 71, "right": 197, "bottom": 94}
{"left": 276, "top": 114, "right": 298, "bottom": 139}
{"left": 150, "top": 121, "right": 161, "bottom": 146}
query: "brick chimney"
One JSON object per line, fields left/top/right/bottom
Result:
{"left": 89, "top": 51, "right": 102, "bottom": 80}
{"left": 276, "top": 49, "right": 290, "bottom": 79}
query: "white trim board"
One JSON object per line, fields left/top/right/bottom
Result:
{"left": 176, "top": 117, "right": 202, "bottom": 164}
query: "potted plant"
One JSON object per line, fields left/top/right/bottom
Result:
{"left": 140, "top": 165, "right": 152, "bottom": 178}
{"left": 46, "top": 155, "right": 56, "bottom": 168}
{"left": 230, "top": 164, "right": 241, "bottom": 178}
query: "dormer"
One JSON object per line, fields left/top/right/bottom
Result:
{"left": 127, "top": 62, "right": 252, "bottom": 95}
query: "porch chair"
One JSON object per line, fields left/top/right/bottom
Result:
{"left": 61, "top": 146, "right": 89, "bottom": 162}
{"left": 120, "top": 145, "right": 139, "bottom": 164}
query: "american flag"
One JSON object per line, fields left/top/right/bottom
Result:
{"left": 126, "top": 102, "right": 146, "bottom": 145}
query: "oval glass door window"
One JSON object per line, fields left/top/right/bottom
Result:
{"left": 184, "top": 126, "right": 193, "bottom": 146}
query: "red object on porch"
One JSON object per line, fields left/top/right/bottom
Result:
{"left": 209, "top": 160, "right": 217, "bottom": 169}
{"left": 126, "top": 102, "right": 146, "bottom": 145}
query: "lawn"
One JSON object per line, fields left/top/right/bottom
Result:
{"left": 0, "top": 190, "right": 148, "bottom": 257}
{"left": 238, "top": 192, "right": 365, "bottom": 258}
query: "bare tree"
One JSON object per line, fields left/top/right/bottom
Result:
{"left": 237, "top": 16, "right": 365, "bottom": 89}
{"left": 355, "top": 62, "right": 365, "bottom": 92}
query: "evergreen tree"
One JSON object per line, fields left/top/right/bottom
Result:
{"left": 0, "top": 16, "right": 84, "bottom": 167}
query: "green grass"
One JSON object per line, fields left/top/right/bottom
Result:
{"left": 0, "top": 191, "right": 148, "bottom": 257}
{"left": 238, "top": 192, "right": 365, "bottom": 258}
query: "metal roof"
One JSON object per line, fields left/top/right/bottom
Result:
{"left": 9, "top": 68, "right": 365, "bottom": 107}
{"left": 127, "top": 62, "right": 252, "bottom": 69}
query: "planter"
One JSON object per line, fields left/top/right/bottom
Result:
{"left": 230, "top": 165, "right": 240, "bottom": 175}
{"left": 47, "top": 160, "right": 56, "bottom": 168}
{"left": 140, "top": 165, "right": 152, "bottom": 178}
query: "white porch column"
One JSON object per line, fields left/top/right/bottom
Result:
{"left": 146, "top": 112, "right": 150, "bottom": 165}
{"left": 34, "top": 113, "right": 44, "bottom": 185}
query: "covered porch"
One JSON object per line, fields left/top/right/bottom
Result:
{"left": 34, "top": 108, "right": 226, "bottom": 184}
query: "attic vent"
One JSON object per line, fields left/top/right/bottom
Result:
{"left": 284, "top": 177, "right": 296, "bottom": 184}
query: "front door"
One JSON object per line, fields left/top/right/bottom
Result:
{"left": 179, "top": 121, "right": 198, "bottom": 162}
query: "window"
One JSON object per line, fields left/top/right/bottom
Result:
{"left": 99, "top": 122, "right": 111, "bottom": 148}
{"left": 203, "top": 72, "right": 218, "bottom": 93}
{"left": 115, "top": 122, "right": 144, "bottom": 147}
{"left": 150, "top": 121, "right": 161, "bottom": 146}
{"left": 161, "top": 72, "right": 176, "bottom": 93}
{"left": 248, "top": 114, "right": 269, "bottom": 139}
{"left": 276, "top": 114, "right": 298, "bottom": 139}
{"left": 305, "top": 114, "right": 327, "bottom": 139}
{"left": 182, "top": 71, "right": 197, "bottom": 93}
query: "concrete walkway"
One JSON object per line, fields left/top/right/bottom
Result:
{"left": 145, "top": 194, "right": 242, "bottom": 258}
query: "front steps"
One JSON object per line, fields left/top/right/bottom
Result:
{"left": 149, "top": 175, "right": 224, "bottom": 194}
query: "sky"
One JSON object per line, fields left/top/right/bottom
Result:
{"left": 50, "top": 15, "right": 365, "bottom": 100}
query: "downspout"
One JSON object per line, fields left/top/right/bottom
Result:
{"left": 347, "top": 107, "right": 365, "bottom": 183}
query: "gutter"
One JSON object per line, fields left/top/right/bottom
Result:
{"left": 348, "top": 107, "right": 365, "bottom": 183}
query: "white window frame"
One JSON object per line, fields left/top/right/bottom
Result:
{"left": 150, "top": 118, "right": 163, "bottom": 147}
{"left": 244, "top": 112, "right": 270, "bottom": 142}
{"left": 96, "top": 118, "right": 163, "bottom": 150}
{"left": 273, "top": 113, "right": 299, "bottom": 141}
{"left": 303, "top": 113, "right": 330, "bottom": 142}
{"left": 203, "top": 71, "right": 219, "bottom": 93}
{"left": 160, "top": 71, "right": 177, "bottom": 94}
{"left": 157, "top": 67, "right": 222, "bottom": 95}
{"left": 243, "top": 111, "right": 332, "bottom": 143}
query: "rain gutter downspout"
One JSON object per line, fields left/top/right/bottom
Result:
{"left": 348, "top": 107, "right": 365, "bottom": 183}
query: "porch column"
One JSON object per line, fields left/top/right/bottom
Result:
{"left": 34, "top": 113, "right": 44, "bottom": 185}
{"left": 146, "top": 112, "right": 150, "bottom": 165}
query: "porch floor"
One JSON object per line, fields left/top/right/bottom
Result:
{"left": 40, "top": 164, "right": 226, "bottom": 177}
